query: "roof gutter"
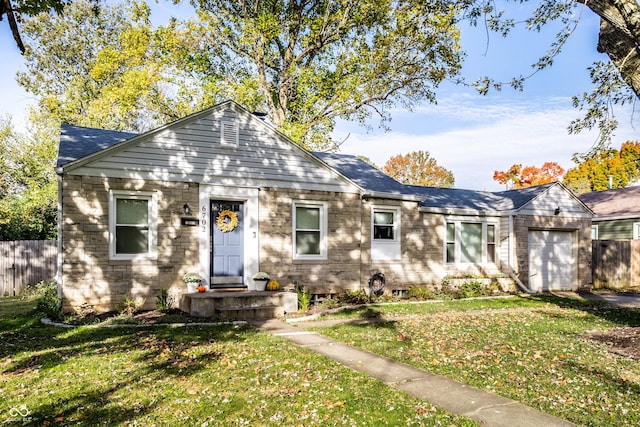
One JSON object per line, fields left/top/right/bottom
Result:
{"left": 591, "top": 214, "right": 640, "bottom": 221}
{"left": 418, "top": 206, "right": 515, "bottom": 217}
{"left": 363, "top": 191, "right": 425, "bottom": 202}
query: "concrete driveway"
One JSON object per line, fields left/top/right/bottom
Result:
{"left": 569, "top": 291, "right": 640, "bottom": 308}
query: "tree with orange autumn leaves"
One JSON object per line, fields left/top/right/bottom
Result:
{"left": 383, "top": 151, "right": 454, "bottom": 187}
{"left": 493, "top": 162, "right": 564, "bottom": 190}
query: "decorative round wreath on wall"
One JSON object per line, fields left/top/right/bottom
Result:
{"left": 216, "top": 209, "right": 239, "bottom": 232}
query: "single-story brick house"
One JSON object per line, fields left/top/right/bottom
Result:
{"left": 56, "top": 101, "right": 593, "bottom": 313}
{"left": 578, "top": 186, "right": 640, "bottom": 240}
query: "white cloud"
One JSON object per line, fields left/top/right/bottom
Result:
{"left": 335, "top": 96, "right": 639, "bottom": 191}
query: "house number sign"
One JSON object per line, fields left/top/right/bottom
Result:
{"left": 201, "top": 205, "right": 208, "bottom": 233}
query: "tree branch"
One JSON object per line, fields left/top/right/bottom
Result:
{"left": 2, "top": 0, "right": 25, "bottom": 53}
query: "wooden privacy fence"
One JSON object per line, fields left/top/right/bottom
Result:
{"left": 592, "top": 240, "right": 640, "bottom": 291}
{"left": 0, "top": 240, "right": 57, "bottom": 296}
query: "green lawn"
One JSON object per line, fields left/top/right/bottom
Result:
{"left": 309, "top": 295, "right": 640, "bottom": 427}
{"left": 0, "top": 296, "right": 474, "bottom": 426}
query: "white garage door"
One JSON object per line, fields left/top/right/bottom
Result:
{"left": 528, "top": 230, "right": 577, "bottom": 292}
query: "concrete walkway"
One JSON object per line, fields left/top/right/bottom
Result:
{"left": 251, "top": 318, "right": 575, "bottom": 427}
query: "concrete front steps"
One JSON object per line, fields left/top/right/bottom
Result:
{"left": 183, "top": 291, "right": 298, "bottom": 320}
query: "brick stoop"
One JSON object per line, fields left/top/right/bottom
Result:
{"left": 183, "top": 291, "right": 298, "bottom": 320}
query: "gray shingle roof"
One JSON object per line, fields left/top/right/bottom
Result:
{"left": 312, "top": 152, "right": 417, "bottom": 196}
{"left": 315, "top": 152, "right": 558, "bottom": 210}
{"left": 407, "top": 186, "right": 509, "bottom": 210}
{"left": 406, "top": 184, "right": 554, "bottom": 211}
{"left": 57, "top": 124, "right": 137, "bottom": 168}
{"left": 315, "top": 152, "right": 558, "bottom": 211}
{"left": 578, "top": 186, "right": 640, "bottom": 217}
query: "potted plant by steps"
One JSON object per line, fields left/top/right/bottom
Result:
{"left": 252, "top": 272, "right": 270, "bottom": 291}
{"left": 266, "top": 279, "right": 280, "bottom": 291}
{"left": 183, "top": 272, "right": 203, "bottom": 293}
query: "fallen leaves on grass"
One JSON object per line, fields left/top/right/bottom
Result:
{"left": 315, "top": 305, "right": 640, "bottom": 426}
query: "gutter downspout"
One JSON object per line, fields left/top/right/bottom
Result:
{"left": 508, "top": 214, "right": 535, "bottom": 294}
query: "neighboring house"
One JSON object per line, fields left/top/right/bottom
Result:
{"left": 578, "top": 186, "right": 640, "bottom": 240}
{"left": 56, "top": 101, "right": 593, "bottom": 313}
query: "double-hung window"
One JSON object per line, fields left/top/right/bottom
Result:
{"left": 109, "top": 190, "right": 158, "bottom": 260}
{"left": 445, "top": 220, "right": 497, "bottom": 264}
{"left": 293, "top": 201, "right": 327, "bottom": 260}
{"left": 371, "top": 206, "right": 401, "bottom": 260}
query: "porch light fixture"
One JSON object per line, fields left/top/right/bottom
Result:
{"left": 554, "top": 207, "right": 561, "bottom": 215}
{"left": 183, "top": 204, "right": 192, "bottom": 216}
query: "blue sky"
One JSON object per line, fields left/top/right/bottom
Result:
{"left": 1, "top": 2, "right": 637, "bottom": 191}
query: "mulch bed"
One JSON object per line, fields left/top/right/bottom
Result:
{"left": 66, "top": 309, "right": 205, "bottom": 325}
{"left": 586, "top": 327, "right": 640, "bottom": 359}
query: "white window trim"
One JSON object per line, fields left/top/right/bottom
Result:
{"left": 633, "top": 222, "right": 640, "bottom": 240}
{"left": 109, "top": 190, "right": 158, "bottom": 261}
{"left": 371, "top": 205, "right": 401, "bottom": 261}
{"left": 371, "top": 206, "right": 400, "bottom": 242}
{"left": 292, "top": 201, "right": 328, "bottom": 260}
{"left": 592, "top": 224, "right": 599, "bottom": 240}
{"left": 444, "top": 218, "right": 498, "bottom": 265}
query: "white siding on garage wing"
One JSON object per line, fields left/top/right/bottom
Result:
{"left": 518, "top": 184, "right": 591, "bottom": 218}
{"left": 497, "top": 215, "right": 510, "bottom": 271}
{"left": 70, "top": 106, "right": 356, "bottom": 193}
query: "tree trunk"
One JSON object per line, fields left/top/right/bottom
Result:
{"left": 578, "top": 0, "right": 640, "bottom": 99}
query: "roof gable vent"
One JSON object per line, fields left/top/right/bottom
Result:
{"left": 220, "top": 120, "right": 239, "bottom": 148}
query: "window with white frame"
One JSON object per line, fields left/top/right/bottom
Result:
{"left": 371, "top": 206, "right": 401, "bottom": 260}
{"left": 109, "top": 190, "right": 158, "bottom": 260}
{"left": 634, "top": 223, "right": 640, "bottom": 240}
{"left": 293, "top": 202, "right": 327, "bottom": 259}
{"left": 373, "top": 209, "right": 398, "bottom": 240}
{"left": 445, "top": 220, "right": 497, "bottom": 264}
{"left": 592, "top": 225, "right": 599, "bottom": 240}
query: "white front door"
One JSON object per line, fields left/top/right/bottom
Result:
{"left": 211, "top": 200, "right": 244, "bottom": 287}
{"left": 198, "top": 185, "right": 260, "bottom": 290}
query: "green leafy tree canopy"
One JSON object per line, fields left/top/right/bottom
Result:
{"left": 187, "top": 0, "right": 463, "bottom": 149}
{"left": 0, "top": 114, "right": 58, "bottom": 240}
{"left": 19, "top": 0, "right": 207, "bottom": 133}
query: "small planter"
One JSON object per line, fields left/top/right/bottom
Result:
{"left": 252, "top": 272, "right": 271, "bottom": 291}
{"left": 186, "top": 282, "right": 200, "bottom": 293}
{"left": 254, "top": 279, "right": 268, "bottom": 291}
{"left": 183, "top": 272, "right": 204, "bottom": 294}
